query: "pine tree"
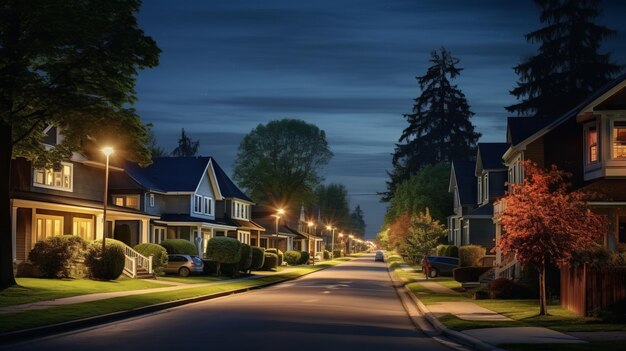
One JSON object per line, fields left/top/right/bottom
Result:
{"left": 385, "top": 48, "right": 480, "bottom": 200}
{"left": 349, "top": 205, "right": 366, "bottom": 237}
{"left": 171, "top": 128, "right": 199, "bottom": 157}
{"left": 507, "top": 0, "right": 622, "bottom": 118}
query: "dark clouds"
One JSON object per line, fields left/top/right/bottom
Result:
{"left": 135, "top": 0, "right": 626, "bottom": 238}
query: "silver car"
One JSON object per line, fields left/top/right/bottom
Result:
{"left": 164, "top": 254, "right": 204, "bottom": 277}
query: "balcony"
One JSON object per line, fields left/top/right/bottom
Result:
{"left": 493, "top": 199, "right": 507, "bottom": 217}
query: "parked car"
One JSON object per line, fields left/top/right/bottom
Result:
{"left": 375, "top": 251, "right": 384, "bottom": 262}
{"left": 424, "top": 256, "right": 459, "bottom": 278}
{"left": 164, "top": 254, "right": 204, "bottom": 277}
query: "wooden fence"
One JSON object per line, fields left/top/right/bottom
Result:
{"left": 561, "top": 263, "right": 626, "bottom": 316}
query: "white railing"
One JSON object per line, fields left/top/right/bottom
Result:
{"left": 123, "top": 245, "right": 153, "bottom": 278}
{"left": 493, "top": 199, "right": 507, "bottom": 217}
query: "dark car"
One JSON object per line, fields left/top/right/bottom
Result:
{"left": 424, "top": 256, "right": 459, "bottom": 278}
{"left": 164, "top": 254, "right": 204, "bottom": 277}
{"left": 375, "top": 250, "right": 384, "bottom": 262}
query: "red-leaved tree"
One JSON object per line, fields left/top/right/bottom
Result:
{"left": 496, "top": 161, "right": 606, "bottom": 315}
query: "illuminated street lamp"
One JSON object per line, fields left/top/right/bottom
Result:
{"left": 338, "top": 233, "right": 344, "bottom": 255}
{"left": 273, "top": 208, "right": 284, "bottom": 249}
{"left": 349, "top": 234, "right": 354, "bottom": 254}
{"left": 101, "top": 146, "right": 114, "bottom": 252}
{"left": 326, "top": 225, "right": 336, "bottom": 258}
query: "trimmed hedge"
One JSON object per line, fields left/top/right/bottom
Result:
{"left": 160, "top": 239, "right": 197, "bottom": 255}
{"left": 323, "top": 250, "right": 331, "bottom": 260}
{"left": 436, "top": 244, "right": 447, "bottom": 256}
{"left": 332, "top": 249, "right": 342, "bottom": 258}
{"left": 298, "top": 251, "right": 310, "bottom": 265}
{"left": 239, "top": 243, "right": 253, "bottom": 272}
{"left": 284, "top": 250, "right": 301, "bottom": 265}
{"left": 205, "top": 237, "right": 242, "bottom": 275}
{"left": 265, "top": 248, "right": 283, "bottom": 266}
{"left": 444, "top": 245, "right": 459, "bottom": 258}
{"left": 85, "top": 240, "right": 125, "bottom": 280}
{"left": 133, "top": 243, "right": 168, "bottom": 274}
{"left": 251, "top": 247, "right": 265, "bottom": 270}
{"left": 459, "top": 245, "right": 485, "bottom": 267}
{"left": 28, "top": 236, "right": 88, "bottom": 278}
{"left": 261, "top": 253, "right": 279, "bottom": 270}
{"left": 453, "top": 266, "right": 491, "bottom": 283}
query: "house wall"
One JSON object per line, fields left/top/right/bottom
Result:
{"left": 15, "top": 208, "right": 32, "bottom": 261}
{"left": 468, "top": 218, "right": 496, "bottom": 251}
{"left": 488, "top": 170, "right": 507, "bottom": 200}
{"left": 545, "top": 118, "right": 585, "bottom": 188}
{"left": 155, "top": 194, "right": 191, "bottom": 215}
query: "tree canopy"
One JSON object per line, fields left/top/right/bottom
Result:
{"left": 233, "top": 119, "right": 333, "bottom": 208}
{"left": 316, "top": 183, "right": 351, "bottom": 229}
{"left": 507, "top": 0, "right": 622, "bottom": 118}
{"left": 349, "top": 205, "right": 366, "bottom": 237}
{"left": 385, "top": 48, "right": 480, "bottom": 200}
{"left": 497, "top": 161, "right": 606, "bottom": 315}
{"left": 171, "top": 128, "right": 199, "bottom": 157}
{"left": 387, "top": 210, "right": 446, "bottom": 265}
{"left": 0, "top": 0, "right": 160, "bottom": 289}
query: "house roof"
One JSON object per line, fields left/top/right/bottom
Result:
{"left": 506, "top": 117, "right": 556, "bottom": 146}
{"left": 477, "top": 143, "right": 509, "bottom": 170}
{"left": 450, "top": 160, "right": 477, "bottom": 206}
{"left": 124, "top": 157, "right": 211, "bottom": 193}
{"left": 464, "top": 203, "right": 493, "bottom": 218}
{"left": 210, "top": 158, "right": 253, "bottom": 202}
{"left": 156, "top": 214, "right": 236, "bottom": 228}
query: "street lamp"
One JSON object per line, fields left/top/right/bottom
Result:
{"left": 338, "top": 233, "right": 344, "bottom": 255}
{"left": 101, "top": 146, "right": 114, "bottom": 252}
{"left": 326, "top": 225, "right": 336, "bottom": 258}
{"left": 349, "top": 234, "right": 354, "bottom": 255}
{"left": 273, "top": 208, "right": 284, "bottom": 249}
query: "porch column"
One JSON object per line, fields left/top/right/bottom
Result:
{"left": 11, "top": 205, "right": 17, "bottom": 262}
{"left": 96, "top": 214, "right": 104, "bottom": 240}
{"left": 141, "top": 219, "right": 149, "bottom": 244}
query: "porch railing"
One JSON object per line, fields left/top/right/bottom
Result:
{"left": 493, "top": 199, "right": 507, "bottom": 217}
{"left": 122, "top": 245, "right": 153, "bottom": 278}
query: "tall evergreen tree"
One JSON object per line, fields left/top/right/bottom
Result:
{"left": 171, "top": 128, "right": 199, "bottom": 157}
{"left": 315, "top": 183, "right": 350, "bottom": 229}
{"left": 349, "top": 205, "right": 366, "bottom": 237}
{"left": 385, "top": 48, "right": 480, "bottom": 201}
{"left": 507, "top": 0, "right": 622, "bottom": 118}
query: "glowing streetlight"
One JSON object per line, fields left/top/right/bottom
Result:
{"left": 101, "top": 146, "right": 114, "bottom": 252}
{"left": 273, "top": 208, "right": 284, "bottom": 249}
{"left": 326, "top": 225, "right": 336, "bottom": 258}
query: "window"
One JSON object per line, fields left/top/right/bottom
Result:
{"left": 35, "top": 215, "right": 63, "bottom": 243}
{"left": 204, "top": 197, "right": 212, "bottom": 215}
{"left": 587, "top": 126, "right": 598, "bottom": 163}
{"left": 232, "top": 201, "right": 249, "bottom": 220}
{"left": 33, "top": 163, "right": 73, "bottom": 191}
{"left": 149, "top": 194, "right": 155, "bottom": 207}
{"left": 619, "top": 217, "right": 626, "bottom": 244}
{"left": 477, "top": 177, "right": 482, "bottom": 204}
{"left": 238, "top": 231, "right": 250, "bottom": 244}
{"left": 483, "top": 173, "right": 489, "bottom": 203}
{"left": 613, "top": 121, "right": 626, "bottom": 159}
{"left": 72, "top": 218, "right": 93, "bottom": 241}
{"left": 194, "top": 194, "right": 203, "bottom": 213}
{"left": 153, "top": 227, "right": 166, "bottom": 244}
{"left": 112, "top": 195, "right": 140, "bottom": 209}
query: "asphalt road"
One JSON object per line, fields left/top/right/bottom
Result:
{"left": 8, "top": 254, "right": 452, "bottom": 351}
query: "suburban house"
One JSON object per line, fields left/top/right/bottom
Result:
{"left": 253, "top": 206, "right": 297, "bottom": 252}
{"left": 293, "top": 206, "right": 325, "bottom": 259}
{"left": 494, "top": 72, "right": 626, "bottom": 279}
{"left": 10, "top": 126, "right": 158, "bottom": 277}
{"left": 447, "top": 143, "right": 507, "bottom": 252}
{"left": 114, "top": 156, "right": 264, "bottom": 253}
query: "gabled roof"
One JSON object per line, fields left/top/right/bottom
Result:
{"left": 210, "top": 158, "right": 253, "bottom": 202}
{"left": 463, "top": 203, "right": 493, "bottom": 218}
{"left": 450, "top": 160, "right": 477, "bottom": 206}
{"left": 124, "top": 157, "right": 211, "bottom": 193}
{"left": 477, "top": 143, "right": 509, "bottom": 171}
{"left": 507, "top": 117, "right": 556, "bottom": 146}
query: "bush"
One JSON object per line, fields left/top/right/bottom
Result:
{"left": 265, "top": 248, "right": 283, "bottom": 265}
{"left": 250, "top": 247, "right": 265, "bottom": 270}
{"left": 332, "top": 249, "right": 342, "bottom": 258}
{"left": 468, "top": 285, "right": 490, "bottom": 300}
{"left": 571, "top": 245, "right": 613, "bottom": 268}
{"left": 488, "top": 277, "right": 533, "bottom": 299}
{"left": 453, "top": 266, "right": 491, "bottom": 283}
{"left": 436, "top": 244, "right": 447, "bottom": 256}
{"left": 444, "top": 245, "right": 459, "bottom": 258}
{"left": 160, "top": 239, "right": 197, "bottom": 255}
{"left": 298, "top": 251, "right": 310, "bottom": 265}
{"left": 459, "top": 245, "right": 485, "bottom": 267}
{"left": 28, "top": 236, "right": 88, "bottom": 278}
{"left": 85, "top": 240, "right": 125, "bottom": 280}
{"left": 205, "top": 237, "right": 242, "bottom": 275}
{"left": 239, "top": 243, "right": 253, "bottom": 273}
{"left": 261, "top": 253, "right": 278, "bottom": 270}
{"left": 133, "top": 243, "right": 168, "bottom": 274}
{"left": 323, "top": 250, "right": 331, "bottom": 260}
{"left": 284, "top": 250, "right": 302, "bottom": 265}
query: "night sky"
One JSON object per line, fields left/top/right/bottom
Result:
{"left": 135, "top": 0, "right": 626, "bottom": 238}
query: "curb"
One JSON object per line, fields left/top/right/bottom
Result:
{"left": 0, "top": 261, "right": 343, "bottom": 346}
{"left": 387, "top": 263, "right": 505, "bottom": 351}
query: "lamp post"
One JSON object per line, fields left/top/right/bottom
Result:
{"left": 273, "top": 208, "right": 284, "bottom": 249}
{"left": 326, "top": 225, "right": 336, "bottom": 258}
{"left": 101, "top": 146, "right": 114, "bottom": 252}
{"left": 349, "top": 234, "right": 354, "bottom": 255}
{"left": 338, "top": 233, "right": 344, "bottom": 255}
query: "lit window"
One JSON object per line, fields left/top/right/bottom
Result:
{"left": 73, "top": 218, "right": 93, "bottom": 241}
{"left": 613, "top": 121, "right": 626, "bottom": 159}
{"left": 113, "top": 195, "right": 139, "bottom": 209}
{"left": 587, "top": 126, "right": 598, "bottom": 163}
{"left": 35, "top": 215, "right": 63, "bottom": 243}
{"left": 126, "top": 196, "right": 139, "bottom": 209}
{"left": 33, "top": 163, "right": 73, "bottom": 191}
{"left": 114, "top": 197, "right": 124, "bottom": 207}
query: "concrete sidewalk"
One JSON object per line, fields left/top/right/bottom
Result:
{"left": 0, "top": 268, "right": 297, "bottom": 315}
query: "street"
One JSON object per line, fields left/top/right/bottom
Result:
{"left": 7, "top": 255, "right": 451, "bottom": 351}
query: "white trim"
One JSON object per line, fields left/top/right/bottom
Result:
{"left": 207, "top": 159, "right": 224, "bottom": 201}
{"left": 149, "top": 193, "right": 155, "bottom": 207}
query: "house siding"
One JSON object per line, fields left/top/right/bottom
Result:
{"left": 545, "top": 118, "right": 585, "bottom": 188}
{"left": 158, "top": 194, "right": 191, "bottom": 214}
{"left": 468, "top": 218, "right": 496, "bottom": 251}
{"left": 488, "top": 171, "right": 507, "bottom": 200}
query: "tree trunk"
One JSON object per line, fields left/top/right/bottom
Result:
{"left": 539, "top": 264, "right": 547, "bottom": 316}
{"left": 0, "top": 123, "right": 17, "bottom": 289}
{"left": 215, "top": 262, "right": 221, "bottom": 277}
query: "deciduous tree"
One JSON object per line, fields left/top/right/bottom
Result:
{"left": 233, "top": 119, "right": 332, "bottom": 208}
{"left": 496, "top": 161, "right": 606, "bottom": 315}
{"left": 0, "top": 0, "right": 160, "bottom": 289}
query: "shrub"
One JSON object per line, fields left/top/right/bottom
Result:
{"left": 436, "top": 244, "right": 447, "bottom": 256}
{"left": 298, "top": 251, "right": 310, "bottom": 265}
{"left": 459, "top": 245, "right": 485, "bottom": 267}
{"left": 160, "top": 239, "right": 197, "bottom": 255}
{"left": 333, "top": 249, "right": 342, "bottom": 258}
{"left": 323, "top": 250, "right": 331, "bottom": 260}
{"left": 571, "top": 245, "right": 613, "bottom": 268}
{"left": 284, "top": 250, "right": 302, "bottom": 265}
{"left": 488, "top": 277, "right": 533, "bottom": 299}
{"left": 239, "top": 243, "right": 253, "bottom": 273}
{"left": 28, "top": 236, "right": 88, "bottom": 278}
{"left": 205, "top": 237, "right": 241, "bottom": 275}
{"left": 265, "top": 248, "right": 283, "bottom": 265}
{"left": 85, "top": 240, "right": 125, "bottom": 280}
{"left": 444, "top": 245, "right": 459, "bottom": 258}
{"left": 133, "top": 243, "right": 168, "bottom": 274}
{"left": 468, "top": 285, "right": 490, "bottom": 300}
{"left": 250, "top": 247, "right": 265, "bottom": 270}
{"left": 261, "top": 253, "right": 278, "bottom": 270}
{"left": 453, "top": 266, "right": 491, "bottom": 283}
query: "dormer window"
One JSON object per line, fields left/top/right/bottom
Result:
{"left": 477, "top": 176, "right": 482, "bottom": 205}
{"left": 193, "top": 194, "right": 203, "bottom": 213}
{"left": 587, "top": 126, "right": 598, "bottom": 163}
{"left": 232, "top": 201, "right": 250, "bottom": 220}
{"left": 483, "top": 173, "right": 489, "bottom": 203}
{"left": 203, "top": 197, "right": 213, "bottom": 215}
{"left": 33, "top": 163, "right": 73, "bottom": 192}
{"left": 613, "top": 120, "right": 626, "bottom": 159}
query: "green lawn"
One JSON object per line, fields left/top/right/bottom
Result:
{"left": 156, "top": 275, "right": 228, "bottom": 284}
{"left": 0, "top": 277, "right": 164, "bottom": 308}
{"left": 0, "top": 261, "right": 347, "bottom": 333}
